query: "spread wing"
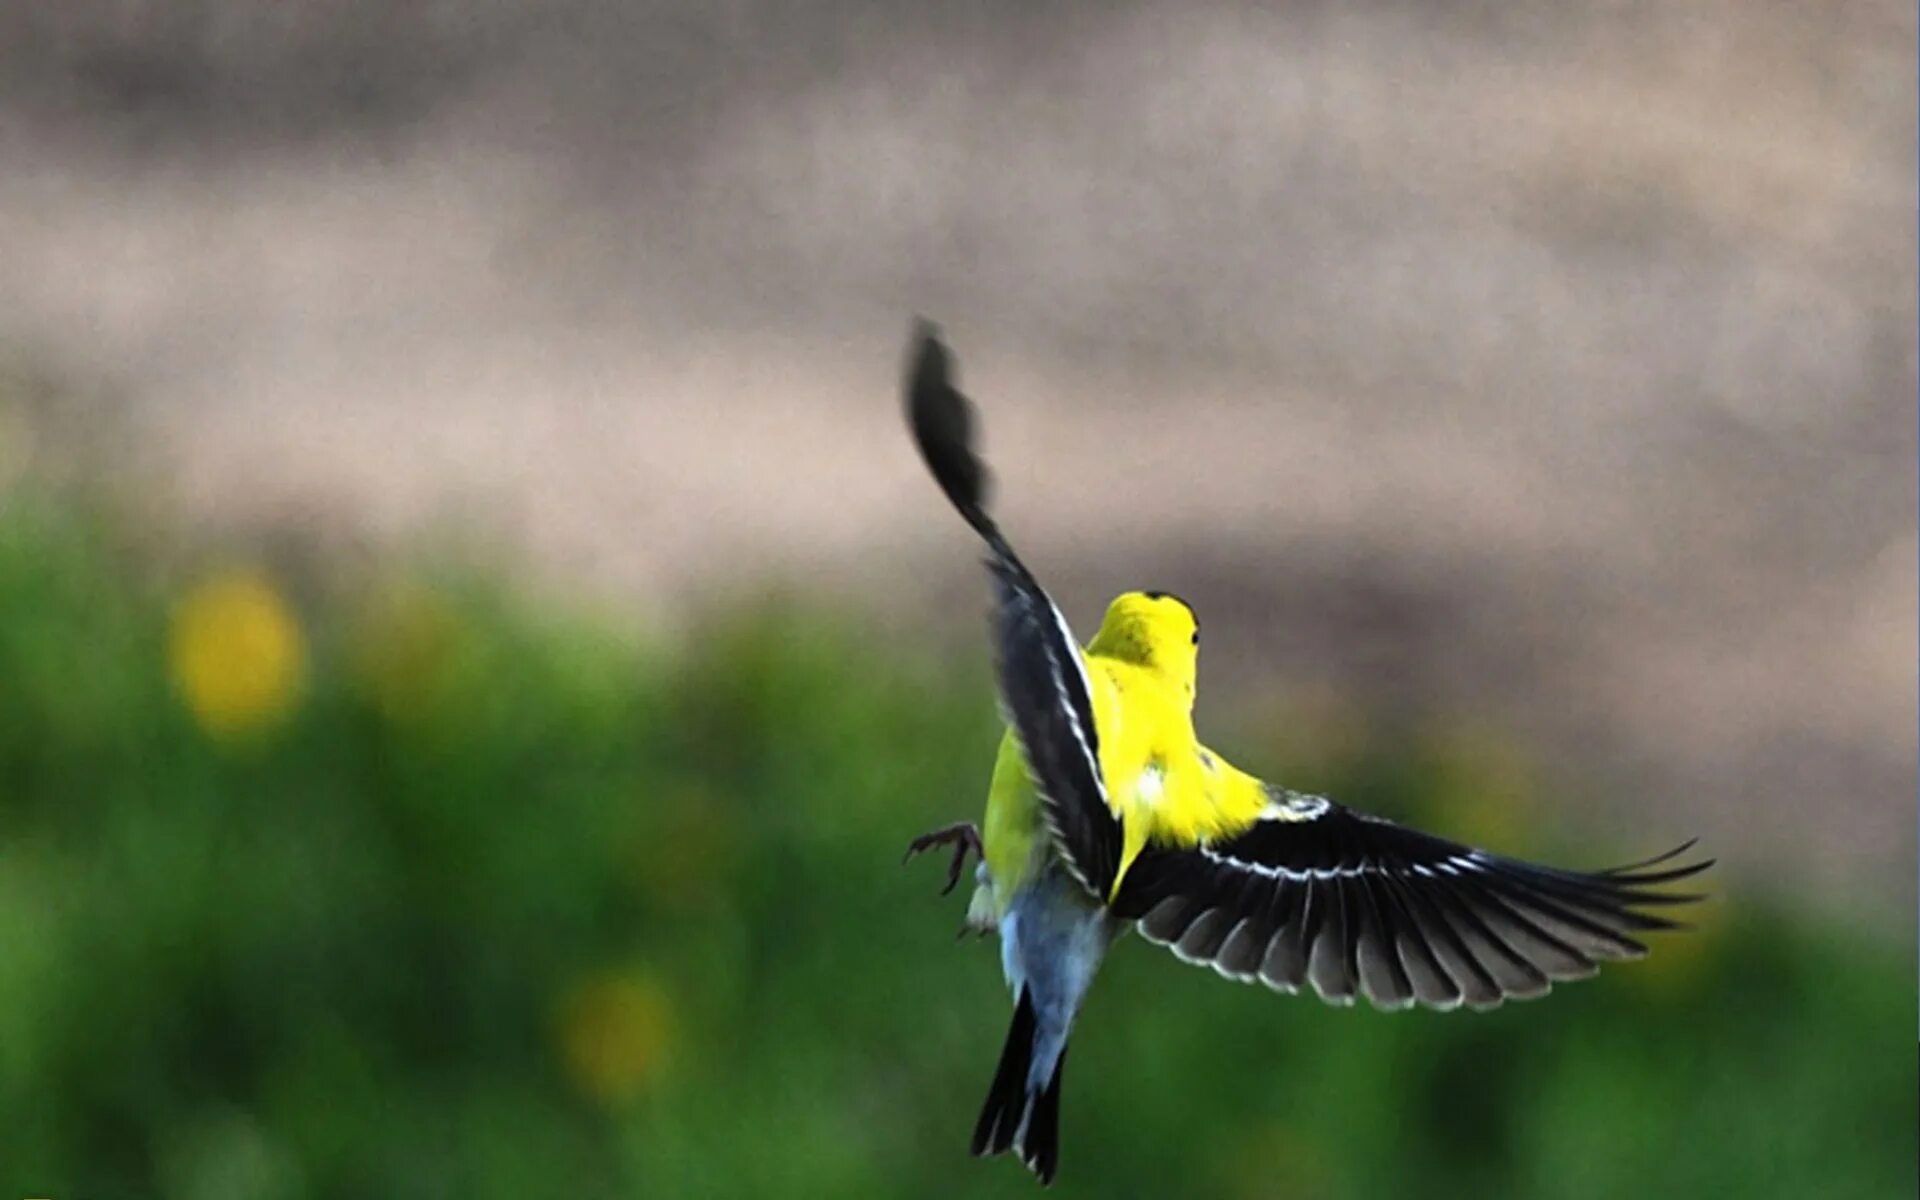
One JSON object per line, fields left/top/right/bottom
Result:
{"left": 1112, "top": 782, "right": 1710, "bottom": 1011}
{"left": 905, "top": 321, "right": 1124, "bottom": 900}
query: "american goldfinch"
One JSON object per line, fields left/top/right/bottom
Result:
{"left": 901, "top": 322, "right": 1709, "bottom": 1186}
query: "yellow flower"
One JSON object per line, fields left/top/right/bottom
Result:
{"left": 169, "top": 569, "right": 305, "bottom": 740}
{"left": 554, "top": 972, "right": 675, "bottom": 1105}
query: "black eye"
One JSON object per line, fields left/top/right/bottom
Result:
{"left": 1191, "top": 630, "right": 1199, "bottom": 646}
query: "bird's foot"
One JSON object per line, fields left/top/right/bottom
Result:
{"left": 903, "top": 821, "right": 984, "bottom": 896}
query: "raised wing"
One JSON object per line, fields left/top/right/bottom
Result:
{"left": 1112, "top": 786, "right": 1710, "bottom": 1011}
{"left": 905, "top": 322, "right": 1124, "bottom": 900}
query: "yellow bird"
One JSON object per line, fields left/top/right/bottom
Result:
{"left": 901, "top": 322, "right": 1709, "bottom": 1186}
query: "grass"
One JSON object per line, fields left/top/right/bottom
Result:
{"left": 0, "top": 491, "right": 1911, "bottom": 1198}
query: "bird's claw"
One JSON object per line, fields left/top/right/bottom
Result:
{"left": 904, "top": 821, "right": 983, "bottom": 896}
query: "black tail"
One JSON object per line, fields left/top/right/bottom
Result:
{"left": 971, "top": 988, "right": 1068, "bottom": 1185}
{"left": 1025, "top": 1044, "right": 1066, "bottom": 1185}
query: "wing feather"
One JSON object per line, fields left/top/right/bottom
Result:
{"left": 1113, "top": 786, "right": 1710, "bottom": 1012}
{"left": 905, "top": 323, "right": 1123, "bottom": 900}
{"left": 1259, "top": 882, "right": 1314, "bottom": 994}
{"left": 1374, "top": 871, "right": 1464, "bottom": 1009}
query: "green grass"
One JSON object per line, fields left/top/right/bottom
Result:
{"left": 0, "top": 493, "right": 1911, "bottom": 1198}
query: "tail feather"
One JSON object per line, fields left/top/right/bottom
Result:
{"left": 972, "top": 988, "right": 1069, "bottom": 1185}
{"left": 1022, "top": 1044, "right": 1066, "bottom": 1185}
{"left": 971, "top": 988, "right": 1036, "bottom": 1157}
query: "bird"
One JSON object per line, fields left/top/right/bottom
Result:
{"left": 899, "top": 321, "right": 1711, "bottom": 1186}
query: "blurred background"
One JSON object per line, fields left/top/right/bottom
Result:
{"left": 0, "top": 1, "right": 1914, "bottom": 1196}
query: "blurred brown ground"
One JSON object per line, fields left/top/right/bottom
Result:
{"left": 0, "top": 1, "right": 1912, "bottom": 921}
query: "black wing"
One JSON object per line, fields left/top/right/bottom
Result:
{"left": 905, "top": 321, "right": 1124, "bottom": 900}
{"left": 1113, "top": 790, "right": 1710, "bottom": 1011}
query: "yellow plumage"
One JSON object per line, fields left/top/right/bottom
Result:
{"left": 979, "top": 591, "right": 1268, "bottom": 919}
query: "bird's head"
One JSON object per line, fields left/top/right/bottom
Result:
{"left": 1086, "top": 590, "right": 1200, "bottom": 701}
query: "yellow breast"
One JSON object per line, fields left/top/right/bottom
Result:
{"left": 978, "top": 649, "right": 1269, "bottom": 911}
{"left": 1088, "top": 658, "right": 1258, "bottom": 892}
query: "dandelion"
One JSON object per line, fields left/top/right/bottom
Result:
{"left": 554, "top": 972, "right": 675, "bottom": 1105}
{"left": 169, "top": 569, "right": 305, "bottom": 740}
